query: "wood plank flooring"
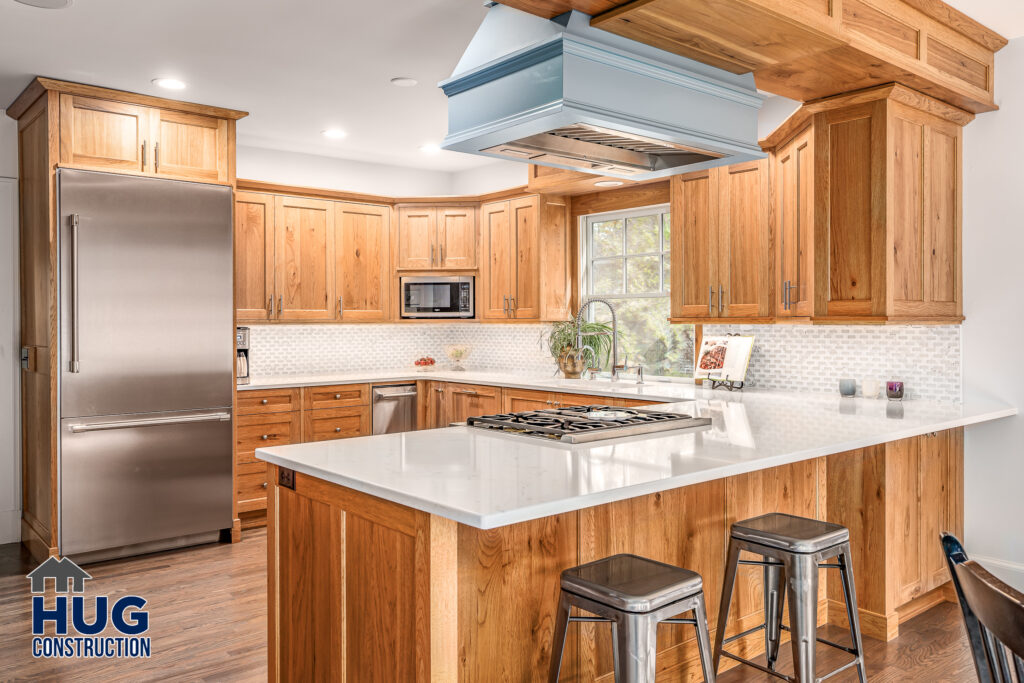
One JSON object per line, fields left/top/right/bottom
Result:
{"left": 0, "top": 530, "right": 976, "bottom": 681}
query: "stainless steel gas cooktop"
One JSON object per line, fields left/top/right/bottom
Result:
{"left": 466, "top": 405, "right": 711, "bottom": 443}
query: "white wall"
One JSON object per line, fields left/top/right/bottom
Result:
{"left": 0, "top": 110, "right": 19, "bottom": 544}
{"left": 450, "top": 161, "right": 527, "bottom": 195}
{"left": 963, "top": 37, "right": 1024, "bottom": 587}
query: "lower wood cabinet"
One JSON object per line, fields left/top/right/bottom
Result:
{"left": 235, "top": 410, "right": 302, "bottom": 515}
{"left": 445, "top": 383, "right": 501, "bottom": 424}
{"left": 302, "top": 406, "right": 371, "bottom": 442}
{"left": 501, "top": 387, "right": 659, "bottom": 412}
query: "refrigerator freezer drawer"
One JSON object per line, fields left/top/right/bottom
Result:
{"left": 60, "top": 410, "right": 232, "bottom": 557}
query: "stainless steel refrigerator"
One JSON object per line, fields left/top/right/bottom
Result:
{"left": 58, "top": 169, "right": 233, "bottom": 562}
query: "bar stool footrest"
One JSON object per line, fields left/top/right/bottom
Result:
{"left": 778, "top": 624, "right": 860, "bottom": 656}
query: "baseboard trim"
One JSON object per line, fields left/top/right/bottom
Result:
{"left": 972, "top": 554, "right": 1024, "bottom": 588}
{"left": 0, "top": 509, "right": 19, "bottom": 544}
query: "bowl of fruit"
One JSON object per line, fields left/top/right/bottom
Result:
{"left": 414, "top": 356, "right": 436, "bottom": 372}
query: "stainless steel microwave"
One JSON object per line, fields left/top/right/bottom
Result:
{"left": 400, "top": 276, "right": 475, "bottom": 318}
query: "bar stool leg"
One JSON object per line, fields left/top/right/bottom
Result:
{"left": 783, "top": 553, "right": 819, "bottom": 683}
{"left": 614, "top": 612, "right": 659, "bottom": 683}
{"left": 691, "top": 592, "right": 717, "bottom": 683}
{"left": 548, "top": 591, "right": 572, "bottom": 683}
{"left": 837, "top": 547, "right": 868, "bottom": 683}
{"left": 764, "top": 558, "right": 785, "bottom": 671}
{"left": 712, "top": 539, "right": 741, "bottom": 674}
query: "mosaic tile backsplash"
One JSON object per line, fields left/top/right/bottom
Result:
{"left": 703, "top": 324, "right": 962, "bottom": 402}
{"left": 247, "top": 323, "right": 962, "bottom": 403}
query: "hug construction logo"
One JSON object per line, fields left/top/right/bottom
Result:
{"left": 26, "top": 556, "right": 152, "bottom": 659}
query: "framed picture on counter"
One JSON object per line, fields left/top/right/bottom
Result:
{"left": 694, "top": 335, "right": 754, "bottom": 383}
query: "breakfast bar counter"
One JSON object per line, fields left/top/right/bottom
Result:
{"left": 257, "top": 390, "right": 1014, "bottom": 682}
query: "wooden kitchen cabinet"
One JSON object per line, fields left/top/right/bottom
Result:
{"left": 761, "top": 84, "right": 968, "bottom": 323}
{"left": 335, "top": 202, "right": 391, "bottom": 321}
{"left": 236, "top": 388, "right": 303, "bottom": 521}
{"left": 669, "top": 159, "right": 771, "bottom": 322}
{"left": 396, "top": 205, "right": 477, "bottom": 270}
{"left": 423, "top": 381, "right": 449, "bottom": 429}
{"left": 301, "top": 384, "right": 370, "bottom": 410}
{"left": 446, "top": 383, "right": 501, "bottom": 423}
{"left": 502, "top": 388, "right": 555, "bottom": 412}
{"left": 235, "top": 192, "right": 275, "bottom": 321}
{"left": 302, "top": 406, "right": 371, "bottom": 442}
{"left": 481, "top": 194, "right": 571, "bottom": 321}
{"left": 274, "top": 196, "right": 336, "bottom": 321}
{"left": 58, "top": 91, "right": 234, "bottom": 183}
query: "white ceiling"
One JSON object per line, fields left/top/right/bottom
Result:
{"left": 0, "top": 0, "right": 491, "bottom": 172}
{"left": 1, "top": 0, "right": 1021, "bottom": 175}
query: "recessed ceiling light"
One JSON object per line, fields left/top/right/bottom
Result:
{"left": 152, "top": 78, "right": 186, "bottom": 90}
{"left": 14, "top": 0, "right": 72, "bottom": 8}
{"left": 594, "top": 180, "right": 624, "bottom": 187}
{"left": 420, "top": 143, "right": 442, "bottom": 155}
{"left": 321, "top": 128, "right": 347, "bottom": 140}
{"left": 390, "top": 77, "right": 419, "bottom": 88}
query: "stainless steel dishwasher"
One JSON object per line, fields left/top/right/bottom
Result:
{"left": 372, "top": 384, "right": 418, "bottom": 434}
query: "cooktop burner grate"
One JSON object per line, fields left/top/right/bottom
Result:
{"left": 466, "top": 405, "right": 711, "bottom": 443}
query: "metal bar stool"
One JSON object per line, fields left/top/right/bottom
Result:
{"left": 549, "top": 553, "right": 716, "bottom": 683}
{"left": 712, "top": 513, "right": 867, "bottom": 683}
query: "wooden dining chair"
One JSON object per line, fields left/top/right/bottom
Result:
{"left": 942, "top": 533, "right": 1024, "bottom": 682}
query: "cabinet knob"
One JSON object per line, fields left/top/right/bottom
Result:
{"left": 261, "top": 434, "right": 269, "bottom": 440}
{"left": 334, "top": 393, "right": 342, "bottom": 400}
{"left": 261, "top": 399, "right": 268, "bottom": 405}
{"left": 334, "top": 427, "right": 342, "bottom": 432}
{"left": 262, "top": 482, "right": 268, "bottom": 489}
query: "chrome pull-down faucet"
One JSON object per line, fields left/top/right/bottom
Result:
{"left": 574, "top": 298, "right": 619, "bottom": 381}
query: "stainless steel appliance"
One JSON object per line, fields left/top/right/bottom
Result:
{"left": 236, "top": 326, "right": 250, "bottom": 385}
{"left": 372, "top": 384, "right": 418, "bottom": 434}
{"left": 467, "top": 405, "right": 711, "bottom": 443}
{"left": 401, "top": 275, "right": 474, "bottom": 318}
{"left": 58, "top": 169, "right": 233, "bottom": 562}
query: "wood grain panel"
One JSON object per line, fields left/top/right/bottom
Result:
{"left": 302, "top": 406, "right": 371, "bottom": 443}
{"left": 511, "top": 195, "right": 541, "bottom": 319}
{"left": 926, "top": 127, "right": 957, "bottom": 304}
{"left": 538, "top": 195, "right": 572, "bottom": 321}
{"left": 671, "top": 169, "right": 717, "bottom": 319}
{"left": 774, "top": 126, "right": 815, "bottom": 317}
{"left": 718, "top": 160, "right": 770, "bottom": 318}
{"left": 275, "top": 196, "right": 335, "bottom": 321}
{"left": 437, "top": 206, "right": 477, "bottom": 269}
{"left": 237, "top": 388, "right": 301, "bottom": 415}
{"left": 236, "top": 411, "right": 302, "bottom": 465}
{"left": 336, "top": 202, "right": 390, "bottom": 321}
{"left": 59, "top": 94, "right": 148, "bottom": 172}
{"left": 446, "top": 383, "right": 501, "bottom": 423}
{"left": 481, "top": 201, "right": 513, "bottom": 319}
{"left": 458, "top": 513, "right": 580, "bottom": 682}
{"left": 151, "top": 109, "right": 228, "bottom": 182}
{"left": 826, "top": 113, "right": 874, "bottom": 306}
{"left": 502, "top": 387, "right": 555, "bottom": 412}
{"left": 927, "top": 37, "right": 989, "bottom": 90}
{"left": 892, "top": 117, "right": 924, "bottom": 302}
{"left": 396, "top": 207, "right": 436, "bottom": 270}
{"left": 887, "top": 436, "right": 925, "bottom": 605}
{"left": 234, "top": 192, "right": 275, "bottom": 321}
{"left": 844, "top": 0, "right": 920, "bottom": 58}
{"left": 301, "top": 384, "right": 369, "bottom": 410}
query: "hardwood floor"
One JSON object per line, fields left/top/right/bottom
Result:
{"left": 0, "top": 530, "right": 975, "bottom": 681}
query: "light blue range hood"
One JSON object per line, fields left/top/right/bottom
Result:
{"left": 439, "top": 6, "right": 765, "bottom": 180}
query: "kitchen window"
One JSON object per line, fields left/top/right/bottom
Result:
{"left": 580, "top": 205, "right": 695, "bottom": 378}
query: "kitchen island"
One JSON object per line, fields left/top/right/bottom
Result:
{"left": 256, "top": 390, "right": 1013, "bottom": 682}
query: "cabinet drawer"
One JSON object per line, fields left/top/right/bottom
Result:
{"left": 303, "top": 406, "right": 371, "bottom": 442}
{"left": 302, "top": 384, "right": 370, "bottom": 410}
{"left": 236, "top": 412, "right": 301, "bottom": 464}
{"left": 237, "top": 388, "right": 301, "bottom": 415}
{"left": 236, "top": 461, "right": 269, "bottom": 511}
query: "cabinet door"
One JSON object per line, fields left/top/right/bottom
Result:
{"left": 503, "top": 388, "right": 555, "bottom": 412}
{"left": 775, "top": 127, "right": 814, "bottom": 318}
{"left": 59, "top": 94, "right": 150, "bottom": 173}
{"left": 426, "top": 382, "right": 448, "bottom": 429}
{"left": 235, "top": 192, "right": 275, "bottom": 321}
{"left": 670, "top": 169, "right": 718, "bottom": 319}
{"left": 336, "top": 202, "right": 390, "bottom": 321}
{"left": 919, "top": 429, "right": 962, "bottom": 592}
{"left": 236, "top": 410, "right": 301, "bottom": 513}
{"left": 397, "top": 207, "right": 436, "bottom": 269}
{"left": 446, "top": 383, "right": 501, "bottom": 423}
{"left": 718, "top": 160, "right": 770, "bottom": 318}
{"left": 151, "top": 109, "right": 229, "bottom": 182}
{"left": 437, "top": 207, "right": 477, "bottom": 269}
{"left": 274, "top": 196, "right": 336, "bottom": 321}
{"left": 302, "top": 406, "right": 371, "bottom": 442}
{"left": 481, "top": 201, "right": 513, "bottom": 319}
{"left": 555, "top": 393, "right": 598, "bottom": 408}
{"left": 511, "top": 196, "right": 540, "bottom": 319}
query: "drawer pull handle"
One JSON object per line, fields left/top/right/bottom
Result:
{"left": 262, "top": 482, "right": 268, "bottom": 488}
{"left": 334, "top": 393, "right": 342, "bottom": 399}
{"left": 260, "top": 399, "right": 268, "bottom": 405}
{"left": 334, "top": 427, "right": 342, "bottom": 432}
{"left": 261, "top": 434, "right": 269, "bottom": 440}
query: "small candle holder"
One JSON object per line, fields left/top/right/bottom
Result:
{"left": 839, "top": 379, "right": 856, "bottom": 397}
{"left": 886, "top": 380, "right": 905, "bottom": 401}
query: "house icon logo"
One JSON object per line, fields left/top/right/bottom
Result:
{"left": 26, "top": 556, "right": 92, "bottom": 594}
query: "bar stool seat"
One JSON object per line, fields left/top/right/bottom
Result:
{"left": 731, "top": 512, "right": 849, "bottom": 553}
{"left": 550, "top": 553, "right": 715, "bottom": 682}
{"left": 561, "top": 553, "right": 704, "bottom": 613}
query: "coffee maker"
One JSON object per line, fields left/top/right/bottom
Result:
{"left": 236, "top": 327, "right": 250, "bottom": 385}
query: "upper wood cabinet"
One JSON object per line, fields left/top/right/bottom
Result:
{"left": 57, "top": 91, "right": 236, "bottom": 183}
{"left": 275, "top": 196, "right": 336, "bottom": 321}
{"left": 235, "top": 192, "right": 275, "bottom": 321}
{"left": 481, "top": 194, "right": 570, "bottom": 321}
{"left": 670, "top": 160, "right": 771, "bottom": 322}
{"left": 396, "top": 205, "right": 477, "bottom": 270}
{"left": 761, "top": 84, "right": 967, "bottom": 323}
{"left": 336, "top": 202, "right": 391, "bottom": 321}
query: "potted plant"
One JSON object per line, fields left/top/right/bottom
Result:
{"left": 547, "top": 320, "right": 613, "bottom": 379}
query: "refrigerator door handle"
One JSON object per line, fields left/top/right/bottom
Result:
{"left": 69, "top": 214, "right": 81, "bottom": 373}
{"left": 69, "top": 411, "right": 231, "bottom": 433}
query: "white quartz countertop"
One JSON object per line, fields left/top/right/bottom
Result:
{"left": 256, "top": 384, "right": 1016, "bottom": 530}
